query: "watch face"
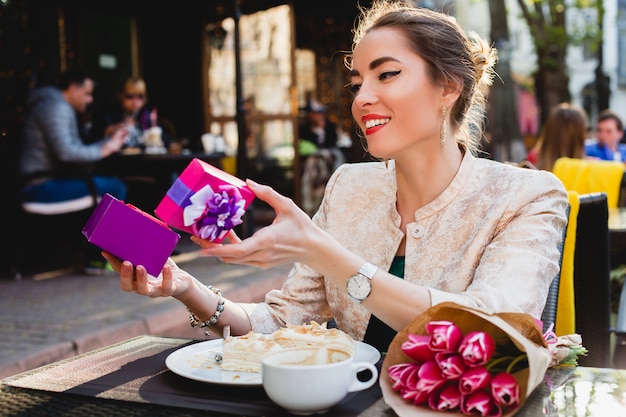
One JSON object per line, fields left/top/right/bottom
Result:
{"left": 347, "top": 274, "right": 371, "bottom": 300}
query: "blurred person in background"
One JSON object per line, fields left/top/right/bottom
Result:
{"left": 526, "top": 102, "right": 587, "bottom": 171}
{"left": 298, "top": 100, "right": 346, "bottom": 215}
{"left": 298, "top": 99, "right": 339, "bottom": 151}
{"left": 585, "top": 109, "right": 626, "bottom": 162}
{"left": 90, "top": 76, "right": 172, "bottom": 151}
{"left": 18, "top": 69, "right": 127, "bottom": 274}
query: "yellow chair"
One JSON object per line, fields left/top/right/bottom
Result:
{"left": 552, "top": 157, "right": 624, "bottom": 209}
{"left": 556, "top": 190, "right": 579, "bottom": 335}
{"left": 542, "top": 190, "right": 578, "bottom": 336}
{"left": 544, "top": 192, "right": 614, "bottom": 366}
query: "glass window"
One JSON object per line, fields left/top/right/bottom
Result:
{"left": 204, "top": 4, "right": 298, "bottom": 198}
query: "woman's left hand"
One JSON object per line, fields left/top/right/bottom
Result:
{"left": 103, "top": 251, "right": 194, "bottom": 298}
{"left": 194, "top": 180, "right": 324, "bottom": 269}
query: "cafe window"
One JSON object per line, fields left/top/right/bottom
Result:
{"left": 203, "top": 4, "right": 300, "bottom": 198}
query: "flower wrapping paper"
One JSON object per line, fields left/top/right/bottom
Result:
{"left": 155, "top": 158, "right": 255, "bottom": 243}
{"left": 380, "top": 302, "right": 551, "bottom": 417}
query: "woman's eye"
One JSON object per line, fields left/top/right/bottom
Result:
{"left": 379, "top": 70, "right": 401, "bottom": 81}
{"left": 348, "top": 83, "right": 361, "bottom": 95}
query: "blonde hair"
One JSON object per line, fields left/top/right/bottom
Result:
{"left": 535, "top": 103, "right": 587, "bottom": 171}
{"left": 348, "top": 0, "right": 498, "bottom": 155}
{"left": 121, "top": 76, "right": 147, "bottom": 98}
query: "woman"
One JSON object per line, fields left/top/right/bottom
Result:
{"left": 91, "top": 76, "right": 171, "bottom": 149}
{"left": 527, "top": 102, "right": 588, "bottom": 171}
{"left": 105, "top": 0, "right": 568, "bottom": 352}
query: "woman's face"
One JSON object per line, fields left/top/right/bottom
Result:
{"left": 121, "top": 87, "right": 146, "bottom": 114}
{"left": 350, "top": 27, "right": 444, "bottom": 160}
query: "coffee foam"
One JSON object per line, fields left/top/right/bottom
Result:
{"left": 265, "top": 347, "right": 351, "bottom": 366}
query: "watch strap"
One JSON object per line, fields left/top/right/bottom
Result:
{"left": 359, "top": 262, "right": 378, "bottom": 280}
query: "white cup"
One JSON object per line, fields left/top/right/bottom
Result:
{"left": 261, "top": 346, "right": 378, "bottom": 415}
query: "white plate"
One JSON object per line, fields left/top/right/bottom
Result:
{"left": 165, "top": 339, "right": 381, "bottom": 386}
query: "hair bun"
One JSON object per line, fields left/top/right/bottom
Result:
{"left": 473, "top": 52, "right": 487, "bottom": 84}
{"left": 467, "top": 33, "right": 497, "bottom": 88}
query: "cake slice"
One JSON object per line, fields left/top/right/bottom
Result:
{"left": 220, "top": 321, "right": 356, "bottom": 373}
{"left": 272, "top": 321, "right": 356, "bottom": 355}
{"left": 220, "top": 331, "right": 282, "bottom": 373}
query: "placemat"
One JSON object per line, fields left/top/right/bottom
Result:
{"left": 2, "top": 335, "right": 382, "bottom": 416}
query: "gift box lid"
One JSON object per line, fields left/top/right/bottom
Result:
{"left": 155, "top": 158, "right": 255, "bottom": 242}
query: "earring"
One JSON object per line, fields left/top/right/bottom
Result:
{"left": 440, "top": 104, "right": 447, "bottom": 149}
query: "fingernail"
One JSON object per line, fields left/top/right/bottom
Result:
{"left": 246, "top": 179, "right": 259, "bottom": 187}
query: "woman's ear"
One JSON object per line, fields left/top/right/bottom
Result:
{"left": 440, "top": 78, "right": 462, "bottom": 106}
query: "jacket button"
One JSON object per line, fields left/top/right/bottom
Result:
{"left": 410, "top": 225, "right": 422, "bottom": 238}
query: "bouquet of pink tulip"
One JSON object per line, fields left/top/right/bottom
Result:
{"left": 380, "top": 302, "right": 552, "bottom": 417}
{"left": 388, "top": 322, "right": 526, "bottom": 415}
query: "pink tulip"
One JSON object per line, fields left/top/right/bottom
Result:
{"left": 400, "top": 387, "right": 419, "bottom": 402}
{"left": 402, "top": 333, "right": 436, "bottom": 363}
{"left": 426, "top": 320, "right": 463, "bottom": 352}
{"left": 388, "top": 362, "right": 417, "bottom": 379}
{"left": 388, "top": 362, "right": 420, "bottom": 392}
{"left": 458, "top": 331, "right": 495, "bottom": 367}
{"left": 435, "top": 352, "right": 466, "bottom": 380}
{"left": 459, "top": 366, "right": 492, "bottom": 394}
{"left": 412, "top": 360, "right": 447, "bottom": 405}
{"left": 392, "top": 364, "right": 420, "bottom": 403}
{"left": 491, "top": 372, "right": 520, "bottom": 408}
{"left": 461, "top": 391, "right": 502, "bottom": 417}
{"left": 428, "top": 382, "right": 461, "bottom": 411}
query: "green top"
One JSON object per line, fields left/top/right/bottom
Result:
{"left": 362, "top": 256, "right": 404, "bottom": 353}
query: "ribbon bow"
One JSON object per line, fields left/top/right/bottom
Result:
{"left": 183, "top": 184, "right": 246, "bottom": 241}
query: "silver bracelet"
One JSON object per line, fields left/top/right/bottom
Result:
{"left": 188, "top": 285, "right": 225, "bottom": 336}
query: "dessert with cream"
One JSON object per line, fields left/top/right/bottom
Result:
{"left": 220, "top": 321, "right": 355, "bottom": 373}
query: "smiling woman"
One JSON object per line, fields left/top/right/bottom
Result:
{"left": 104, "top": 0, "right": 568, "bottom": 362}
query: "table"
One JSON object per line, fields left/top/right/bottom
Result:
{"left": 96, "top": 151, "right": 224, "bottom": 178}
{"left": 95, "top": 152, "right": 224, "bottom": 212}
{"left": 610, "top": 207, "right": 626, "bottom": 268}
{"left": 0, "top": 335, "right": 381, "bottom": 417}
{"left": 609, "top": 207, "right": 626, "bottom": 231}
{"left": 2, "top": 335, "right": 626, "bottom": 416}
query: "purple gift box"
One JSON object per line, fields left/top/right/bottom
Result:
{"left": 155, "top": 158, "right": 255, "bottom": 243}
{"left": 82, "top": 193, "right": 180, "bottom": 276}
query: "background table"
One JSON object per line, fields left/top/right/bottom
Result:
{"left": 95, "top": 152, "right": 224, "bottom": 212}
{"left": 610, "top": 207, "right": 626, "bottom": 268}
{"left": 96, "top": 152, "right": 224, "bottom": 179}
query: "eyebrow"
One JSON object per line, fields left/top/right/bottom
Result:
{"left": 350, "top": 56, "right": 401, "bottom": 77}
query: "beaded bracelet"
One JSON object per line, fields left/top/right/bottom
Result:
{"left": 188, "top": 285, "right": 225, "bottom": 336}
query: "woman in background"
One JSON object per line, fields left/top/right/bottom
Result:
{"left": 91, "top": 76, "right": 171, "bottom": 149}
{"left": 527, "top": 103, "right": 587, "bottom": 171}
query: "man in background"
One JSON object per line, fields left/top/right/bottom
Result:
{"left": 585, "top": 109, "right": 626, "bottom": 162}
{"left": 18, "top": 69, "right": 127, "bottom": 274}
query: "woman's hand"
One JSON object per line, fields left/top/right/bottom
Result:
{"left": 196, "top": 180, "right": 323, "bottom": 269}
{"left": 102, "top": 252, "right": 193, "bottom": 298}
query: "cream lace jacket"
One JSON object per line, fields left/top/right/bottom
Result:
{"left": 242, "top": 151, "right": 569, "bottom": 341}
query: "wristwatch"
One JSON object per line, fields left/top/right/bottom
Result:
{"left": 346, "top": 262, "right": 378, "bottom": 303}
